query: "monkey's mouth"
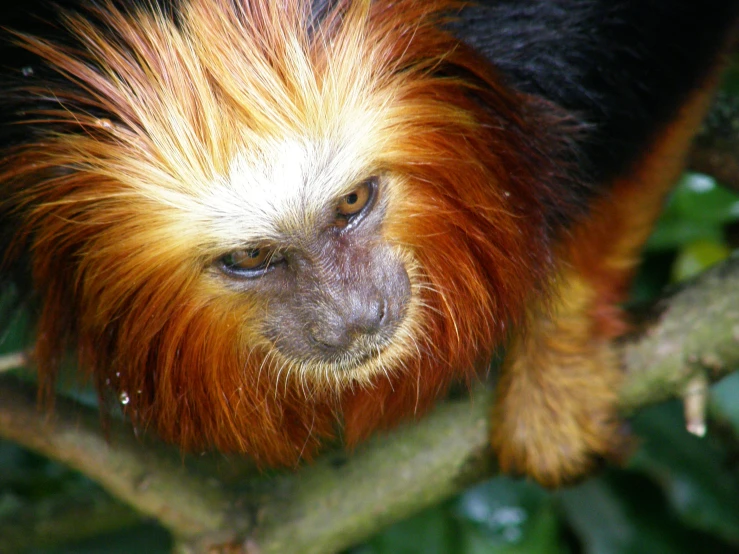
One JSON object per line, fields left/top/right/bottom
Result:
{"left": 321, "top": 335, "right": 393, "bottom": 370}
{"left": 300, "top": 327, "right": 396, "bottom": 370}
{"left": 263, "top": 262, "right": 414, "bottom": 386}
{"left": 265, "top": 315, "right": 408, "bottom": 386}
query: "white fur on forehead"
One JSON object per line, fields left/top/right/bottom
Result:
{"left": 41, "top": 0, "right": 402, "bottom": 252}
{"left": 186, "top": 130, "right": 376, "bottom": 248}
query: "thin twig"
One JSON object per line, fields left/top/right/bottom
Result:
{"left": 0, "top": 351, "right": 27, "bottom": 373}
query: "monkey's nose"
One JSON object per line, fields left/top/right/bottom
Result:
{"left": 309, "top": 297, "right": 386, "bottom": 352}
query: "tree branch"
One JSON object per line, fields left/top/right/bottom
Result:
{"left": 0, "top": 351, "right": 26, "bottom": 373}
{"left": 0, "top": 383, "right": 240, "bottom": 545}
{"left": 1, "top": 255, "right": 739, "bottom": 553}
{"left": 620, "top": 256, "right": 739, "bottom": 412}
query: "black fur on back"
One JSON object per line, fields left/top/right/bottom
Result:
{"left": 454, "top": 0, "right": 739, "bottom": 185}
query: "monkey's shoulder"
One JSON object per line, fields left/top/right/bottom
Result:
{"left": 454, "top": 0, "right": 739, "bottom": 184}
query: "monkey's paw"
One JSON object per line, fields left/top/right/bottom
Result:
{"left": 490, "top": 339, "right": 630, "bottom": 488}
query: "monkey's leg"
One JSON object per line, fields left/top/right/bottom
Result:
{"left": 491, "top": 77, "right": 722, "bottom": 488}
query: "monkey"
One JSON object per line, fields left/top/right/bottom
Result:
{"left": 0, "top": 0, "right": 737, "bottom": 488}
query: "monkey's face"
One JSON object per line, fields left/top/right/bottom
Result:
{"left": 10, "top": 0, "right": 558, "bottom": 460}
{"left": 219, "top": 175, "right": 411, "bottom": 371}
{"left": 201, "top": 137, "right": 416, "bottom": 387}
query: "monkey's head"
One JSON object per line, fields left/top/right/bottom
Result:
{"left": 2, "top": 0, "right": 573, "bottom": 463}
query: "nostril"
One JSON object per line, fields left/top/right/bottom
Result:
{"left": 307, "top": 329, "right": 321, "bottom": 347}
{"left": 377, "top": 298, "right": 387, "bottom": 325}
{"left": 367, "top": 298, "right": 383, "bottom": 331}
{"left": 350, "top": 295, "right": 384, "bottom": 335}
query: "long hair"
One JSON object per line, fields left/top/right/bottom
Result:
{"left": 1, "top": 0, "right": 578, "bottom": 464}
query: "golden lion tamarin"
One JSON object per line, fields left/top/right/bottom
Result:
{"left": 0, "top": 0, "right": 737, "bottom": 487}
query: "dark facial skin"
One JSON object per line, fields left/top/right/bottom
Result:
{"left": 216, "top": 176, "right": 411, "bottom": 368}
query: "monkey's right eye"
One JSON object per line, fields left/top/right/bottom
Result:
{"left": 219, "top": 247, "right": 283, "bottom": 276}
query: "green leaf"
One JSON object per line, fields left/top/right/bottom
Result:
{"left": 669, "top": 174, "right": 739, "bottom": 225}
{"left": 671, "top": 240, "right": 731, "bottom": 282}
{"left": 628, "top": 403, "right": 739, "bottom": 544}
{"left": 559, "top": 471, "right": 739, "bottom": 554}
{"left": 454, "top": 477, "right": 562, "bottom": 554}
{"left": 711, "top": 373, "right": 739, "bottom": 431}
{"left": 646, "top": 173, "right": 739, "bottom": 252}
{"left": 355, "top": 503, "right": 454, "bottom": 554}
{"left": 456, "top": 504, "right": 565, "bottom": 554}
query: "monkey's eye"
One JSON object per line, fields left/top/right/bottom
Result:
{"left": 219, "top": 247, "right": 283, "bottom": 276}
{"left": 335, "top": 177, "right": 377, "bottom": 227}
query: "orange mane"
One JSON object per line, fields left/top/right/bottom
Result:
{"left": 2, "top": 0, "right": 576, "bottom": 464}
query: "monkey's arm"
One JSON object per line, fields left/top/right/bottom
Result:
{"left": 492, "top": 79, "right": 727, "bottom": 485}
{"left": 454, "top": 1, "right": 739, "bottom": 485}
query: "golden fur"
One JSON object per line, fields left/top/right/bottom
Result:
{"left": 1, "top": 0, "right": 726, "bottom": 484}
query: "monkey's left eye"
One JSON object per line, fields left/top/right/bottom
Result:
{"left": 219, "top": 247, "right": 284, "bottom": 276}
{"left": 335, "top": 177, "right": 377, "bottom": 226}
